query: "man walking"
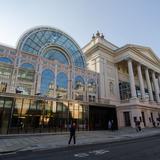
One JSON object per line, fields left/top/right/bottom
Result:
{"left": 68, "top": 122, "right": 76, "bottom": 144}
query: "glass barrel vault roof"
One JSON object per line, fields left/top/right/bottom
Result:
{"left": 17, "top": 27, "right": 86, "bottom": 68}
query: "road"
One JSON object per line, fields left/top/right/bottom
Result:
{"left": 1, "top": 135, "right": 160, "bottom": 160}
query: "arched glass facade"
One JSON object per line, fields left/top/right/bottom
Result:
{"left": 0, "top": 26, "right": 104, "bottom": 135}
{"left": 44, "top": 49, "right": 68, "bottom": 65}
{"left": 40, "top": 69, "right": 55, "bottom": 95}
{"left": 18, "top": 27, "right": 86, "bottom": 68}
{"left": 0, "top": 57, "right": 13, "bottom": 64}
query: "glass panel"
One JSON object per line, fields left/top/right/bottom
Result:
{"left": 88, "top": 79, "right": 96, "bottom": 93}
{"left": 40, "top": 69, "right": 55, "bottom": 95}
{"left": 57, "top": 102, "right": 63, "bottom": 112}
{"left": 74, "top": 103, "right": 79, "bottom": 119}
{"left": 0, "top": 99, "right": 12, "bottom": 134}
{"left": 56, "top": 72, "right": 68, "bottom": 99}
{"left": 14, "top": 99, "right": 23, "bottom": 115}
{"left": 0, "top": 99, "right": 4, "bottom": 108}
{"left": 0, "top": 57, "right": 12, "bottom": 64}
{"left": 15, "top": 84, "right": 32, "bottom": 95}
{"left": 20, "top": 29, "right": 85, "bottom": 68}
{"left": 21, "top": 99, "right": 30, "bottom": 116}
{"left": 0, "top": 65, "right": 12, "bottom": 79}
{"left": 75, "top": 75, "right": 85, "bottom": 91}
{"left": 21, "top": 63, "right": 34, "bottom": 70}
{"left": 18, "top": 69, "right": 35, "bottom": 82}
{"left": 44, "top": 49, "right": 68, "bottom": 64}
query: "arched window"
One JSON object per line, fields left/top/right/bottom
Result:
{"left": 18, "top": 27, "right": 86, "bottom": 68}
{"left": 56, "top": 72, "right": 68, "bottom": 89}
{"left": 88, "top": 79, "right": 96, "bottom": 93}
{"left": 44, "top": 49, "right": 68, "bottom": 65}
{"left": 18, "top": 63, "right": 35, "bottom": 82}
{"left": 75, "top": 76, "right": 85, "bottom": 91}
{"left": 21, "top": 63, "right": 34, "bottom": 70}
{"left": 0, "top": 57, "right": 13, "bottom": 64}
{"left": 0, "top": 57, "right": 13, "bottom": 79}
{"left": 40, "top": 69, "right": 54, "bottom": 95}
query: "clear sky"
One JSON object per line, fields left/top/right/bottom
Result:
{"left": 0, "top": 0, "right": 160, "bottom": 57}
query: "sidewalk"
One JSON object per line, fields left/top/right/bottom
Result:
{"left": 0, "top": 127, "right": 160, "bottom": 154}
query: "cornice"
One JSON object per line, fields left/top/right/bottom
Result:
{"left": 130, "top": 47, "right": 160, "bottom": 69}
{"left": 115, "top": 47, "right": 160, "bottom": 72}
{"left": 84, "top": 42, "right": 114, "bottom": 57}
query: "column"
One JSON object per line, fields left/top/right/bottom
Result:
{"left": 137, "top": 64, "right": 145, "bottom": 100}
{"left": 128, "top": 59, "right": 137, "bottom": 98}
{"left": 54, "top": 64, "right": 57, "bottom": 98}
{"left": 145, "top": 68, "right": 153, "bottom": 101}
{"left": 35, "top": 64, "right": 42, "bottom": 94}
{"left": 158, "top": 75, "right": 160, "bottom": 88}
{"left": 67, "top": 66, "right": 72, "bottom": 100}
{"left": 152, "top": 71, "right": 160, "bottom": 103}
{"left": 158, "top": 75, "right": 160, "bottom": 96}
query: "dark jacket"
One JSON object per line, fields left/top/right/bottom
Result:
{"left": 69, "top": 124, "right": 76, "bottom": 135}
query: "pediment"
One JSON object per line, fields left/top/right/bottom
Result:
{"left": 133, "top": 46, "right": 160, "bottom": 64}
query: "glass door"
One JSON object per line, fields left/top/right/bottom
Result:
{"left": 0, "top": 98, "right": 13, "bottom": 134}
{"left": 0, "top": 98, "right": 4, "bottom": 134}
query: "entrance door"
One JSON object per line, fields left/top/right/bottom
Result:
{"left": 0, "top": 98, "right": 4, "bottom": 134}
{"left": 89, "top": 106, "right": 118, "bottom": 130}
{"left": 123, "top": 112, "right": 131, "bottom": 127}
{"left": 0, "top": 98, "right": 13, "bottom": 134}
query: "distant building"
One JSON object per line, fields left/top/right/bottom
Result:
{"left": 0, "top": 26, "right": 159, "bottom": 134}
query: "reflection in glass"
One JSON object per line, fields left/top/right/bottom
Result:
{"left": 75, "top": 76, "right": 85, "bottom": 91}
{"left": 14, "top": 99, "right": 23, "bottom": 115}
{"left": 0, "top": 57, "right": 13, "bottom": 64}
{"left": 44, "top": 49, "right": 68, "bottom": 64}
{"left": 21, "top": 63, "right": 34, "bottom": 70}
{"left": 88, "top": 79, "right": 96, "bottom": 93}
{"left": 21, "top": 99, "right": 30, "bottom": 116}
{"left": 56, "top": 72, "right": 68, "bottom": 99}
{"left": 19, "top": 28, "right": 85, "bottom": 68}
{"left": 0, "top": 66, "right": 12, "bottom": 79}
{"left": 40, "top": 69, "right": 55, "bottom": 95}
{"left": 6, "top": 97, "right": 89, "bottom": 133}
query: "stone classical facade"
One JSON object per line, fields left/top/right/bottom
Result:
{"left": 83, "top": 32, "right": 160, "bottom": 128}
{"left": 0, "top": 27, "right": 160, "bottom": 134}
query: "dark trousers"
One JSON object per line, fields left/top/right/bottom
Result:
{"left": 68, "top": 133, "right": 76, "bottom": 144}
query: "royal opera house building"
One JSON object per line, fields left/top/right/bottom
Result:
{"left": 0, "top": 26, "right": 160, "bottom": 134}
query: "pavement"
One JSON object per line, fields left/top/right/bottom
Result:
{"left": 0, "top": 127, "right": 160, "bottom": 154}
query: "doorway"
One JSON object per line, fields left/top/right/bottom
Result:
{"left": 89, "top": 106, "right": 118, "bottom": 130}
{"left": 123, "top": 112, "right": 131, "bottom": 127}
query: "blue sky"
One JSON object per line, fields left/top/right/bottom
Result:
{"left": 0, "top": 0, "right": 160, "bottom": 57}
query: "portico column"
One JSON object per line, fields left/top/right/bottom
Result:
{"left": 158, "top": 75, "right": 160, "bottom": 88}
{"left": 128, "top": 59, "right": 137, "bottom": 98}
{"left": 137, "top": 64, "right": 145, "bottom": 100}
{"left": 152, "top": 71, "right": 160, "bottom": 103}
{"left": 145, "top": 68, "right": 153, "bottom": 101}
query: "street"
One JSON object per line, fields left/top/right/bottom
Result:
{"left": 1, "top": 135, "right": 160, "bottom": 160}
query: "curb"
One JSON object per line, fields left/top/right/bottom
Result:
{"left": 0, "top": 129, "right": 160, "bottom": 154}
